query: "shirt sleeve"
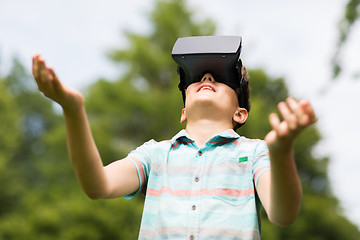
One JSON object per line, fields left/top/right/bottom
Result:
{"left": 123, "top": 139, "right": 155, "bottom": 200}
{"left": 252, "top": 140, "right": 271, "bottom": 188}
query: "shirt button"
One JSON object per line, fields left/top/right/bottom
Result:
{"left": 192, "top": 205, "right": 196, "bottom": 211}
{"left": 189, "top": 235, "right": 195, "bottom": 240}
{"left": 194, "top": 177, "right": 199, "bottom": 182}
{"left": 198, "top": 151, "right": 203, "bottom": 156}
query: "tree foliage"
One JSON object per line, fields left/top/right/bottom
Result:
{"left": 0, "top": 0, "right": 359, "bottom": 239}
{"left": 332, "top": 0, "right": 360, "bottom": 78}
{"left": 0, "top": 71, "right": 21, "bottom": 217}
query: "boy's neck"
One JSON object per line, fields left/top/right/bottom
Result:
{"left": 185, "top": 119, "right": 233, "bottom": 148}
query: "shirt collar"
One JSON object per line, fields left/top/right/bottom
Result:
{"left": 171, "top": 129, "right": 192, "bottom": 143}
{"left": 171, "top": 129, "right": 240, "bottom": 146}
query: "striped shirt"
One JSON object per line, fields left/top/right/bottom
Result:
{"left": 125, "top": 129, "right": 270, "bottom": 240}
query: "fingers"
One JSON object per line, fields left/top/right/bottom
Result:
{"left": 32, "top": 55, "right": 39, "bottom": 79}
{"left": 286, "top": 97, "right": 303, "bottom": 124}
{"left": 32, "top": 55, "right": 60, "bottom": 100}
{"left": 269, "top": 97, "right": 317, "bottom": 139}
{"left": 278, "top": 100, "right": 298, "bottom": 131}
{"left": 40, "top": 63, "right": 50, "bottom": 83}
{"left": 269, "top": 112, "right": 289, "bottom": 138}
{"left": 48, "top": 67, "right": 62, "bottom": 92}
{"left": 269, "top": 113, "right": 280, "bottom": 129}
{"left": 298, "top": 99, "right": 317, "bottom": 125}
{"left": 267, "top": 97, "right": 317, "bottom": 150}
{"left": 32, "top": 55, "right": 54, "bottom": 91}
{"left": 286, "top": 97, "right": 317, "bottom": 127}
{"left": 33, "top": 55, "right": 45, "bottom": 82}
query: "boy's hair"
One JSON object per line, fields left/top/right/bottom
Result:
{"left": 233, "top": 66, "right": 250, "bottom": 131}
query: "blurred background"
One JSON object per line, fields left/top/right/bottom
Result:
{"left": 1, "top": 0, "right": 360, "bottom": 239}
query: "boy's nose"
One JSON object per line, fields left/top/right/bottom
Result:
{"left": 201, "top": 73, "right": 215, "bottom": 83}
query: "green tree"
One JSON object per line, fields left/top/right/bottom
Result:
{"left": 332, "top": 0, "right": 360, "bottom": 78}
{"left": 3, "top": 59, "right": 63, "bottom": 183}
{"left": 0, "top": 74, "right": 21, "bottom": 216}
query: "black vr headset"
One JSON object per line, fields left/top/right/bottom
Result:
{"left": 172, "top": 36, "right": 245, "bottom": 97}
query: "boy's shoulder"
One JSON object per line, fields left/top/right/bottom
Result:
{"left": 135, "top": 137, "right": 174, "bottom": 151}
{"left": 142, "top": 129, "right": 189, "bottom": 147}
{"left": 237, "top": 135, "right": 268, "bottom": 151}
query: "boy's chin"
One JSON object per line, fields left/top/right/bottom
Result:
{"left": 193, "top": 101, "right": 230, "bottom": 113}
{"left": 194, "top": 93, "right": 218, "bottom": 103}
{"left": 192, "top": 98, "right": 217, "bottom": 107}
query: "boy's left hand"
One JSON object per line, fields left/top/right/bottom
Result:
{"left": 265, "top": 97, "right": 317, "bottom": 152}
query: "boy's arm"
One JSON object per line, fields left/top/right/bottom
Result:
{"left": 256, "top": 97, "right": 317, "bottom": 226}
{"left": 32, "top": 55, "right": 140, "bottom": 199}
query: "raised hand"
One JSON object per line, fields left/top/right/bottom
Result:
{"left": 265, "top": 97, "right": 317, "bottom": 152}
{"left": 32, "top": 55, "right": 84, "bottom": 112}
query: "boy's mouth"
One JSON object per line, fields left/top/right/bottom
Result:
{"left": 197, "top": 83, "right": 216, "bottom": 92}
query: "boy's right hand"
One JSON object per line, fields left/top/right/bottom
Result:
{"left": 32, "top": 55, "right": 84, "bottom": 112}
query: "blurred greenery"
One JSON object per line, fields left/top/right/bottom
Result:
{"left": 332, "top": 0, "right": 360, "bottom": 78}
{"left": 0, "top": 0, "right": 359, "bottom": 239}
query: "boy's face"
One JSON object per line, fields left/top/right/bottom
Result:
{"left": 181, "top": 73, "right": 248, "bottom": 126}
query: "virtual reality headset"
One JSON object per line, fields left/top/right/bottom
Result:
{"left": 172, "top": 36, "right": 244, "bottom": 92}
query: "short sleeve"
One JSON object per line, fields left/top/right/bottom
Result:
{"left": 252, "top": 140, "right": 271, "bottom": 187}
{"left": 123, "top": 140, "right": 155, "bottom": 200}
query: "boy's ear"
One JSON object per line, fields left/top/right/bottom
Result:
{"left": 233, "top": 107, "right": 248, "bottom": 125}
{"left": 180, "top": 108, "right": 187, "bottom": 123}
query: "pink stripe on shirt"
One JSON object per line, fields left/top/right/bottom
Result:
{"left": 253, "top": 166, "right": 271, "bottom": 183}
{"left": 147, "top": 186, "right": 255, "bottom": 198}
{"left": 128, "top": 156, "right": 146, "bottom": 189}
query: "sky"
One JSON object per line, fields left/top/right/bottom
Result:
{"left": 1, "top": 0, "right": 360, "bottom": 229}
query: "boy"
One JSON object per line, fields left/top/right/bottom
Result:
{"left": 32, "top": 36, "right": 316, "bottom": 240}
